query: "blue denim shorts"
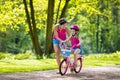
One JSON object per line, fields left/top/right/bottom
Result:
{"left": 71, "top": 46, "right": 85, "bottom": 55}
{"left": 53, "top": 39, "right": 60, "bottom": 45}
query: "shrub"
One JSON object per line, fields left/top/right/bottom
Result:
{"left": 14, "top": 53, "right": 33, "bottom": 60}
{"left": 0, "top": 52, "right": 12, "bottom": 59}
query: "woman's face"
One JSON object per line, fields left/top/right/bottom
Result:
{"left": 71, "top": 29, "right": 76, "bottom": 35}
{"left": 60, "top": 23, "right": 67, "bottom": 29}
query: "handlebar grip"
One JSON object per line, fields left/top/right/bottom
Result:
{"left": 59, "top": 42, "right": 66, "bottom": 49}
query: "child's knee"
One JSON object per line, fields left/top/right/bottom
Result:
{"left": 74, "top": 49, "right": 80, "bottom": 54}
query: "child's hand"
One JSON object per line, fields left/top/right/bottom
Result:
{"left": 76, "top": 44, "right": 80, "bottom": 47}
{"left": 72, "top": 45, "right": 77, "bottom": 49}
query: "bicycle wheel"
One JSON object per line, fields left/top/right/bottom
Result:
{"left": 74, "top": 57, "right": 82, "bottom": 73}
{"left": 59, "top": 59, "right": 68, "bottom": 75}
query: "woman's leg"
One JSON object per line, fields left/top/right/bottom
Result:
{"left": 53, "top": 44, "right": 60, "bottom": 68}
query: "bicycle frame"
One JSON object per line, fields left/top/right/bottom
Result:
{"left": 65, "top": 56, "right": 73, "bottom": 67}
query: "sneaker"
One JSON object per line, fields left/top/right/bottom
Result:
{"left": 70, "top": 67, "right": 74, "bottom": 73}
{"left": 73, "top": 62, "right": 77, "bottom": 68}
{"left": 56, "top": 71, "right": 60, "bottom": 74}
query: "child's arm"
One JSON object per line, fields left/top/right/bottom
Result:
{"left": 76, "top": 37, "right": 82, "bottom": 46}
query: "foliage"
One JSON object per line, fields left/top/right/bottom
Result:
{"left": 66, "top": 0, "right": 120, "bottom": 53}
{"left": 0, "top": 0, "right": 119, "bottom": 54}
{"left": 0, "top": 52, "right": 35, "bottom": 60}
{"left": 0, "top": 52, "right": 12, "bottom": 59}
{"left": 14, "top": 53, "right": 34, "bottom": 60}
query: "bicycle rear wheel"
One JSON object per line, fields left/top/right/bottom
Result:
{"left": 59, "top": 59, "right": 68, "bottom": 75}
{"left": 74, "top": 57, "right": 82, "bottom": 73}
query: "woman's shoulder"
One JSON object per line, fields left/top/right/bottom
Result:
{"left": 53, "top": 24, "right": 59, "bottom": 30}
{"left": 64, "top": 27, "right": 69, "bottom": 30}
{"left": 64, "top": 27, "right": 70, "bottom": 32}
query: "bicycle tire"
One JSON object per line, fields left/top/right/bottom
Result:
{"left": 59, "top": 59, "right": 68, "bottom": 75}
{"left": 74, "top": 57, "right": 82, "bottom": 73}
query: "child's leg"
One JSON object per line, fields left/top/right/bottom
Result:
{"left": 74, "top": 49, "right": 80, "bottom": 67}
{"left": 80, "top": 46, "right": 85, "bottom": 55}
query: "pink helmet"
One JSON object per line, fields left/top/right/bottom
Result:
{"left": 70, "top": 25, "right": 79, "bottom": 31}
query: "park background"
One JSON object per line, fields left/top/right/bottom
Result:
{"left": 0, "top": 0, "right": 120, "bottom": 73}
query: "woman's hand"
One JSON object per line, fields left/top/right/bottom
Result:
{"left": 60, "top": 40, "right": 65, "bottom": 44}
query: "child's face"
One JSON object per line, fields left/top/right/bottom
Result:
{"left": 71, "top": 29, "right": 76, "bottom": 35}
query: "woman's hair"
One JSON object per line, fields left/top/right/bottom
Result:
{"left": 59, "top": 18, "right": 67, "bottom": 25}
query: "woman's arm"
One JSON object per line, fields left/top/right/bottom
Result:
{"left": 64, "top": 27, "right": 71, "bottom": 42}
{"left": 65, "top": 27, "right": 70, "bottom": 37}
{"left": 64, "top": 34, "right": 72, "bottom": 42}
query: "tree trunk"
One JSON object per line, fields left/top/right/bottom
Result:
{"left": 23, "top": 0, "right": 35, "bottom": 53}
{"left": 96, "top": 15, "right": 99, "bottom": 53}
{"left": 60, "top": 0, "right": 70, "bottom": 18}
{"left": 45, "top": 0, "right": 55, "bottom": 56}
{"left": 23, "top": 0, "right": 42, "bottom": 56}
{"left": 111, "top": 0, "right": 120, "bottom": 51}
{"left": 30, "top": 0, "right": 42, "bottom": 56}
{"left": 55, "top": 0, "right": 62, "bottom": 24}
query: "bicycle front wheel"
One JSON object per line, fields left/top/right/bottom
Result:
{"left": 59, "top": 59, "right": 68, "bottom": 75}
{"left": 74, "top": 57, "right": 82, "bottom": 73}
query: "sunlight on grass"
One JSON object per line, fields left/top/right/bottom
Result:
{"left": 0, "top": 51, "right": 120, "bottom": 73}
{"left": 0, "top": 59, "right": 57, "bottom": 73}
{"left": 83, "top": 51, "right": 120, "bottom": 67}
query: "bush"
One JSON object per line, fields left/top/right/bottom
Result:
{"left": 49, "top": 53, "right": 55, "bottom": 59}
{"left": 14, "top": 53, "right": 34, "bottom": 60}
{"left": 0, "top": 52, "right": 12, "bottom": 59}
{"left": 85, "top": 51, "right": 120, "bottom": 61}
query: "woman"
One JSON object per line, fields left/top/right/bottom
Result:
{"left": 53, "top": 18, "right": 70, "bottom": 72}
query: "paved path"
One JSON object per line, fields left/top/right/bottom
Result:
{"left": 0, "top": 66, "right": 120, "bottom": 80}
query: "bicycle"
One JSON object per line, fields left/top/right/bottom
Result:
{"left": 59, "top": 43, "right": 82, "bottom": 75}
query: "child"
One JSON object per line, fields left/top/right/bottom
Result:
{"left": 65, "top": 25, "right": 83, "bottom": 69}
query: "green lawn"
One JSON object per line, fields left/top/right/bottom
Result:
{"left": 0, "top": 59, "right": 57, "bottom": 73}
{"left": 0, "top": 51, "right": 120, "bottom": 74}
{"left": 84, "top": 51, "right": 120, "bottom": 66}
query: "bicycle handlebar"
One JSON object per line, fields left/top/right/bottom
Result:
{"left": 59, "top": 42, "right": 66, "bottom": 49}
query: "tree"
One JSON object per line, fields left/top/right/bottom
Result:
{"left": 60, "top": 0, "right": 70, "bottom": 18}
{"left": 45, "top": 0, "right": 55, "bottom": 56}
{"left": 23, "top": 0, "right": 42, "bottom": 56}
{"left": 55, "top": 0, "right": 62, "bottom": 24}
{"left": 111, "top": 0, "right": 120, "bottom": 51}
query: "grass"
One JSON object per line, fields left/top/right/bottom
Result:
{"left": 0, "top": 51, "right": 120, "bottom": 74}
{"left": 0, "top": 59, "right": 57, "bottom": 74}
{"left": 83, "top": 51, "right": 120, "bottom": 67}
